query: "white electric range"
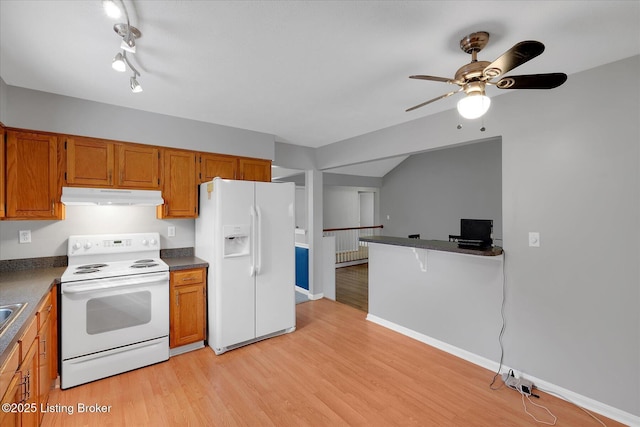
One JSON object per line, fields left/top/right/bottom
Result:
{"left": 60, "top": 232, "right": 169, "bottom": 389}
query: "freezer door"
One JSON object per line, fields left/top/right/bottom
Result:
{"left": 254, "top": 182, "right": 296, "bottom": 337}
{"left": 213, "top": 179, "right": 256, "bottom": 349}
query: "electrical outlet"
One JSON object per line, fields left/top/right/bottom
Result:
{"left": 528, "top": 232, "right": 540, "bottom": 247}
{"left": 168, "top": 226, "right": 176, "bottom": 237}
{"left": 19, "top": 230, "right": 32, "bottom": 244}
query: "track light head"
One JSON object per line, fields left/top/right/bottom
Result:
{"left": 121, "top": 37, "right": 136, "bottom": 53}
{"left": 130, "top": 75, "right": 143, "bottom": 93}
{"left": 102, "top": 0, "right": 122, "bottom": 19}
{"left": 112, "top": 52, "right": 126, "bottom": 72}
{"left": 114, "top": 24, "right": 141, "bottom": 48}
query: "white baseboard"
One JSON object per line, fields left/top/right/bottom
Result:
{"left": 295, "top": 286, "right": 323, "bottom": 300}
{"left": 295, "top": 286, "right": 310, "bottom": 295}
{"left": 366, "top": 314, "right": 639, "bottom": 427}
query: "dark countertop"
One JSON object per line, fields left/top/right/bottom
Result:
{"left": 360, "top": 235, "right": 503, "bottom": 257}
{"left": 163, "top": 256, "right": 208, "bottom": 271}
{"left": 0, "top": 255, "right": 207, "bottom": 368}
{"left": 0, "top": 267, "right": 65, "bottom": 368}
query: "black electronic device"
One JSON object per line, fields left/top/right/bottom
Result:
{"left": 459, "top": 219, "right": 493, "bottom": 248}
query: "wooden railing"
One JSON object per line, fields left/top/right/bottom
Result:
{"left": 323, "top": 225, "right": 383, "bottom": 265}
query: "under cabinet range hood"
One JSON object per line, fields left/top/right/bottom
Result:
{"left": 61, "top": 187, "right": 164, "bottom": 206}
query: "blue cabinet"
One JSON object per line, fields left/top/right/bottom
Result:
{"left": 295, "top": 246, "right": 309, "bottom": 290}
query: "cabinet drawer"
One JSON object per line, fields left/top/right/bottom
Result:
{"left": 37, "top": 291, "right": 53, "bottom": 330}
{"left": 172, "top": 269, "right": 205, "bottom": 286}
{"left": 18, "top": 316, "right": 38, "bottom": 362}
{"left": 0, "top": 343, "right": 19, "bottom": 400}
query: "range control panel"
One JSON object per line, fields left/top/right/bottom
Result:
{"left": 67, "top": 233, "right": 160, "bottom": 256}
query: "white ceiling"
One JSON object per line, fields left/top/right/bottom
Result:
{"left": 1, "top": 1, "right": 639, "bottom": 175}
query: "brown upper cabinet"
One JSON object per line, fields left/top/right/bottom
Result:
{"left": 238, "top": 157, "right": 271, "bottom": 182}
{"left": 65, "top": 136, "right": 160, "bottom": 189}
{"left": 118, "top": 144, "right": 161, "bottom": 189}
{"left": 65, "top": 136, "right": 114, "bottom": 187}
{"left": 199, "top": 154, "right": 271, "bottom": 183}
{"left": 5, "top": 130, "right": 64, "bottom": 220}
{"left": 157, "top": 149, "right": 197, "bottom": 219}
{"left": 0, "top": 125, "right": 5, "bottom": 218}
{"left": 198, "top": 153, "right": 238, "bottom": 183}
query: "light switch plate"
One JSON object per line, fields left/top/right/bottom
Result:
{"left": 528, "top": 232, "right": 540, "bottom": 247}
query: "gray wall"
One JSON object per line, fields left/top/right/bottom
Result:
{"left": 3, "top": 86, "right": 275, "bottom": 159}
{"left": 324, "top": 187, "right": 364, "bottom": 229}
{"left": 381, "top": 138, "right": 502, "bottom": 242}
{"left": 314, "top": 56, "right": 640, "bottom": 417}
{"left": 0, "top": 77, "right": 7, "bottom": 124}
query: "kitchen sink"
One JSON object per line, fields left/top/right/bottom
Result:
{"left": 0, "top": 303, "right": 27, "bottom": 337}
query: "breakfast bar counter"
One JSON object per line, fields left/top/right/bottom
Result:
{"left": 361, "top": 235, "right": 504, "bottom": 363}
{"left": 359, "top": 235, "right": 503, "bottom": 256}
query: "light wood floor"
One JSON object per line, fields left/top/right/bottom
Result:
{"left": 43, "top": 299, "right": 623, "bottom": 427}
{"left": 335, "top": 263, "right": 368, "bottom": 312}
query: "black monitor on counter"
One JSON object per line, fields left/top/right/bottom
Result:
{"left": 459, "top": 219, "right": 493, "bottom": 248}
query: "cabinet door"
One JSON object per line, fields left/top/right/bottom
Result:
{"left": 19, "top": 339, "right": 39, "bottom": 427}
{"left": 48, "top": 286, "right": 58, "bottom": 383}
{"left": 158, "top": 149, "right": 197, "bottom": 218}
{"left": 199, "top": 153, "right": 237, "bottom": 182}
{"left": 0, "top": 126, "right": 5, "bottom": 218}
{"left": 6, "top": 131, "right": 62, "bottom": 219}
{"left": 117, "top": 144, "right": 160, "bottom": 189}
{"left": 0, "top": 372, "right": 21, "bottom": 427}
{"left": 37, "top": 316, "right": 51, "bottom": 424}
{"left": 238, "top": 157, "right": 271, "bottom": 182}
{"left": 37, "top": 292, "right": 53, "bottom": 423}
{"left": 170, "top": 269, "right": 206, "bottom": 348}
{"left": 66, "top": 136, "right": 114, "bottom": 187}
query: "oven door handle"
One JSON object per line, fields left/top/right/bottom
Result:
{"left": 61, "top": 272, "right": 169, "bottom": 294}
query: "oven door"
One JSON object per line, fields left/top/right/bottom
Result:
{"left": 61, "top": 271, "right": 169, "bottom": 360}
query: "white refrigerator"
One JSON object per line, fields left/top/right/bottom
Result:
{"left": 195, "top": 178, "right": 296, "bottom": 354}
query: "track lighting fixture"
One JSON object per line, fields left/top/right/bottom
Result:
{"left": 104, "top": 0, "right": 144, "bottom": 93}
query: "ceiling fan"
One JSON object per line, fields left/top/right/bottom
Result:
{"left": 406, "top": 31, "right": 567, "bottom": 119}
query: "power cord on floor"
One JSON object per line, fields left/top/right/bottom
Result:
{"left": 489, "top": 250, "right": 507, "bottom": 390}
{"left": 522, "top": 392, "right": 557, "bottom": 425}
{"left": 536, "top": 386, "right": 607, "bottom": 427}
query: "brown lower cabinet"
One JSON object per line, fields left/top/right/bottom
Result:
{"left": 0, "top": 286, "right": 57, "bottom": 427}
{"left": 170, "top": 268, "right": 206, "bottom": 348}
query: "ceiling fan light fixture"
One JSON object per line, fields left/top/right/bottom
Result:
{"left": 111, "top": 52, "right": 126, "bottom": 72}
{"left": 457, "top": 93, "right": 491, "bottom": 120}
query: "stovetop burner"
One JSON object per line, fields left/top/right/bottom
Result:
{"left": 74, "top": 269, "right": 101, "bottom": 274}
{"left": 130, "top": 263, "right": 159, "bottom": 268}
{"left": 134, "top": 259, "right": 154, "bottom": 264}
{"left": 76, "top": 263, "right": 108, "bottom": 270}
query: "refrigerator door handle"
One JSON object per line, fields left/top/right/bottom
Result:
{"left": 255, "top": 205, "right": 263, "bottom": 275}
{"left": 249, "top": 205, "right": 257, "bottom": 277}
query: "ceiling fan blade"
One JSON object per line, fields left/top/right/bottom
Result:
{"left": 405, "top": 89, "right": 462, "bottom": 112}
{"left": 483, "top": 41, "right": 545, "bottom": 79}
{"left": 494, "top": 73, "right": 568, "bottom": 89}
{"left": 409, "top": 75, "right": 458, "bottom": 85}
